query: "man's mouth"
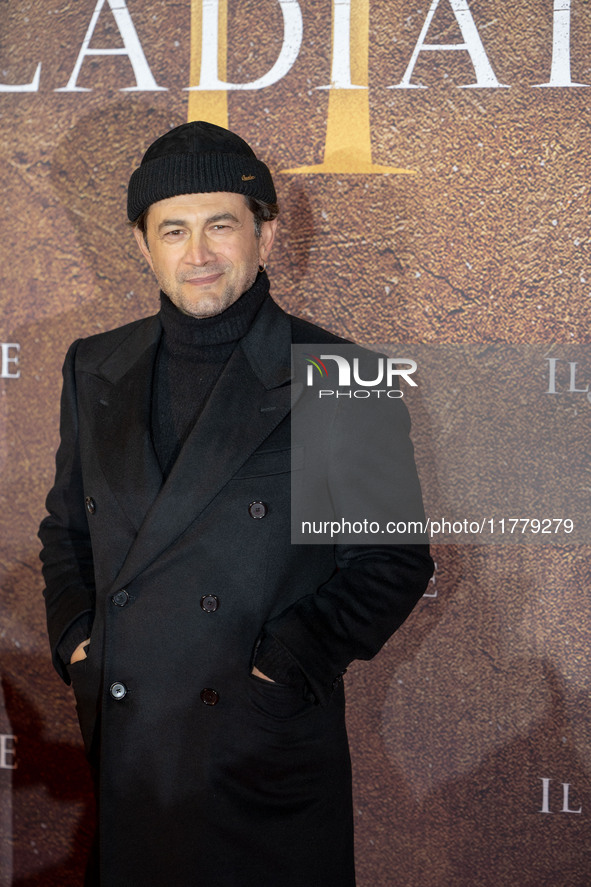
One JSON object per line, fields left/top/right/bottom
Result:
{"left": 184, "top": 273, "right": 223, "bottom": 287}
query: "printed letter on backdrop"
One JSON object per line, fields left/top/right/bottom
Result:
{"left": 390, "top": 0, "right": 508, "bottom": 89}
{"left": 56, "top": 0, "right": 165, "bottom": 92}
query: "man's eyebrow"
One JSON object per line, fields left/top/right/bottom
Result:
{"left": 207, "top": 212, "right": 240, "bottom": 224}
{"left": 158, "top": 212, "right": 240, "bottom": 231}
{"left": 158, "top": 218, "right": 187, "bottom": 230}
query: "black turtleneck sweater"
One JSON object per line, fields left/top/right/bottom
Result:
{"left": 152, "top": 272, "right": 269, "bottom": 478}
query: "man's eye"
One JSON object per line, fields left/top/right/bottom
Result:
{"left": 163, "top": 229, "right": 184, "bottom": 238}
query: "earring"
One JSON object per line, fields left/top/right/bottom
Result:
{"left": 258, "top": 262, "right": 267, "bottom": 273}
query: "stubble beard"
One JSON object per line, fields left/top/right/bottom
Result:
{"left": 164, "top": 263, "right": 259, "bottom": 319}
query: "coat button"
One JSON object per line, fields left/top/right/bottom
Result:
{"left": 200, "top": 688, "right": 219, "bottom": 706}
{"left": 110, "top": 682, "right": 127, "bottom": 700}
{"left": 85, "top": 496, "right": 96, "bottom": 515}
{"left": 200, "top": 594, "right": 219, "bottom": 613}
{"left": 112, "top": 590, "right": 129, "bottom": 607}
{"left": 248, "top": 500, "right": 267, "bottom": 519}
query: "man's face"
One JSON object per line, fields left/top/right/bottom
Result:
{"left": 133, "top": 192, "right": 277, "bottom": 318}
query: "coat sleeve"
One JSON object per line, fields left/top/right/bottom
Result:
{"left": 255, "top": 392, "right": 434, "bottom": 706}
{"left": 38, "top": 340, "right": 96, "bottom": 683}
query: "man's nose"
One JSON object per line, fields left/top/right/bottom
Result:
{"left": 184, "top": 231, "right": 216, "bottom": 265}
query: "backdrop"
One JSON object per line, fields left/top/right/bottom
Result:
{"left": 1, "top": 1, "right": 590, "bottom": 884}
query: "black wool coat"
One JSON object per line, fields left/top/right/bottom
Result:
{"left": 39, "top": 294, "right": 433, "bottom": 887}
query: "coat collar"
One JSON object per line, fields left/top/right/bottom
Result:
{"left": 94, "top": 296, "right": 293, "bottom": 390}
{"left": 95, "top": 313, "right": 162, "bottom": 385}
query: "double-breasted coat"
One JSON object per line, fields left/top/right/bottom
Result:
{"left": 39, "top": 293, "right": 433, "bottom": 887}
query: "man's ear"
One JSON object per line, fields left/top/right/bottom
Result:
{"left": 258, "top": 218, "right": 278, "bottom": 267}
{"left": 132, "top": 225, "right": 154, "bottom": 272}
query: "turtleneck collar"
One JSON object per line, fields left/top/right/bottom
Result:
{"left": 158, "top": 271, "right": 270, "bottom": 347}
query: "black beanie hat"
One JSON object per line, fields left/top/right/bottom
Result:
{"left": 127, "top": 121, "right": 277, "bottom": 221}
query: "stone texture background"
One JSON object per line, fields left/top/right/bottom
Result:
{"left": 0, "top": 1, "right": 590, "bottom": 884}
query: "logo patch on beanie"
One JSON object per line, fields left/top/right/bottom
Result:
{"left": 242, "top": 174, "right": 256, "bottom": 181}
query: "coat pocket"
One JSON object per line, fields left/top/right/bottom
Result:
{"left": 233, "top": 446, "right": 304, "bottom": 479}
{"left": 67, "top": 656, "right": 100, "bottom": 759}
{"left": 248, "top": 673, "right": 313, "bottom": 721}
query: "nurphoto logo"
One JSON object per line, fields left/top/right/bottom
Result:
{"left": 304, "top": 351, "right": 417, "bottom": 399}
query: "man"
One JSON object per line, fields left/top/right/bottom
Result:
{"left": 39, "top": 121, "right": 433, "bottom": 887}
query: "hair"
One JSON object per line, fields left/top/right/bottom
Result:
{"left": 131, "top": 208, "right": 149, "bottom": 240}
{"left": 131, "top": 195, "right": 279, "bottom": 244}
{"left": 246, "top": 196, "right": 280, "bottom": 237}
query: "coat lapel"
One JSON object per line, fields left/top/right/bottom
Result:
{"left": 81, "top": 315, "right": 164, "bottom": 533}
{"left": 110, "top": 298, "right": 295, "bottom": 591}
